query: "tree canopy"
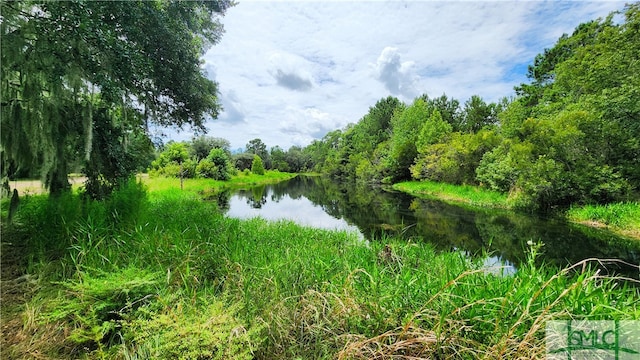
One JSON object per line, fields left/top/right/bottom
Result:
{"left": 1, "top": 0, "right": 233, "bottom": 196}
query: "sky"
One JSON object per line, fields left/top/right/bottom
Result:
{"left": 163, "top": 0, "right": 626, "bottom": 151}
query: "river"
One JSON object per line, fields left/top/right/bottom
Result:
{"left": 213, "top": 175, "right": 640, "bottom": 277}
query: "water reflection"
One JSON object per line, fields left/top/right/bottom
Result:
{"left": 212, "top": 175, "right": 640, "bottom": 277}
{"left": 227, "top": 189, "right": 362, "bottom": 233}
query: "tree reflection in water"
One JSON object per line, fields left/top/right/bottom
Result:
{"left": 211, "top": 175, "right": 640, "bottom": 278}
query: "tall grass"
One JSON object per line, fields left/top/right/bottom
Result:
{"left": 144, "top": 170, "right": 297, "bottom": 196}
{"left": 567, "top": 202, "right": 640, "bottom": 239}
{"left": 393, "top": 180, "right": 509, "bottom": 209}
{"left": 2, "top": 177, "right": 638, "bottom": 359}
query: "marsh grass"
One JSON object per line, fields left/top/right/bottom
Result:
{"left": 2, "top": 177, "right": 638, "bottom": 359}
{"left": 567, "top": 202, "right": 640, "bottom": 239}
{"left": 393, "top": 180, "right": 509, "bottom": 209}
{"left": 144, "top": 170, "right": 296, "bottom": 197}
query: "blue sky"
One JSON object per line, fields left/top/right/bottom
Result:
{"left": 163, "top": 0, "right": 626, "bottom": 150}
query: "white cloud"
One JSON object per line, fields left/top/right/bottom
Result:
{"left": 162, "top": 0, "right": 627, "bottom": 150}
{"left": 268, "top": 52, "right": 315, "bottom": 91}
{"left": 280, "top": 106, "right": 347, "bottom": 141}
{"left": 218, "top": 90, "right": 247, "bottom": 124}
{"left": 372, "top": 47, "right": 419, "bottom": 100}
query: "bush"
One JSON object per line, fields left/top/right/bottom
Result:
{"left": 196, "top": 148, "right": 232, "bottom": 180}
{"left": 251, "top": 155, "right": 265, "bottom": 175}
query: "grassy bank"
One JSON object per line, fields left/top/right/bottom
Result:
{"left": 393, "top": 180, "right": 509, "bottom": 209}
{"left": 143, "top": 170, "right": 297, "bottom": 197}
{"left": 1, "top": 178, "right": 638, "bottom": 359}
{"left": 393, "top": 180, "right": 640, "bottom": 240}
{"left": 567, "top": 202, "right": 640, "bottom": 239}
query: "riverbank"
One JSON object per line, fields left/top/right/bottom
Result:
{"left": 1, "top": 177, "right": 638, "bottom": 359}
{"left": 143, "top": 170, "right": 298, "bottom": 197}
{"left": 393, "top": 180, "right": 640, "bottom": 240}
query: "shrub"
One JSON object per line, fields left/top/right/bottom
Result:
{"left": 196, "top": 148, "right": 232, "bottom": 180}
{"left": 251, "top": 155, "right": 265, "bottom": 175}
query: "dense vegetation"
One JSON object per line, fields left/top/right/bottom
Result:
{"left": 2, "top": 178, "right": 637, "bottom": 359}
{"left": 149, "top": 136, "right": 313, "bottom": 180}
{"left": 304, "top": 4, "right": 640, "bottom": 212}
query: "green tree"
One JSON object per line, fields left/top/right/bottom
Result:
{"left": 1, "top": 0, "right": 233, "bottom": 196}
{"left": 461, "top": 95, "right": 499, "bottom": 133}
{"left": 270, "top": 146, "right": 289, "bottom": 172}
{"left": 232, "top": 153, "right": 255, "bottom": 171}
{"left": 387, "top": 99, "right": 426, "bottom": 181}
{"left": 190, "top": 136, "right": 230, "bottom": 162}
{"left": 197, "top": 148, "right": 231, "bottom": 180}
{"left": 413, "top": 129, "right": 500, "bottom": 184}
{"left": 246, "top": 138, "right": 270, "bottom": 169}
{"left": 285, "top": 146, "right": 312, "bottom": 172}
{"left": 416, "top": 109, "right": 452, "bottom": 149}
{"left": 251, "top": 155, "right": 265, "bottom": 175}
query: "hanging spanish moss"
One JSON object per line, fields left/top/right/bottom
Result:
{"left": 1, "top": 0, "right": 228, "bottom": 196}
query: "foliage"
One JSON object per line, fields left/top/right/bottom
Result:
{"left": 232, "top": 152, "right": 255, "bottom": 171}
{"left": 412, "top": 130, "right": 500, "bottom": 184}
{"left": 150, "top": 142, "right": 196, "bottom": 179}
{"left": 126, "top": 295, "right": 260, "bottom": 360}
{"left": 387, "top": 99, "right": 427, "bottom": 181}
{"left": 246, "top": 138, "right": 270, "bottom": 169}
{"left": 251, "top": 155, "right": 265, "bottom": 175}
{"left": 0, "top": 0, "right": 232, "bottom": 194}
{"left": 190, "top": 136, "right": 231, "bottom": 161}
{"left": 43, "top": 267, "right": 161, "bottom": 349}
{"left": 197, "top": 148, "right": 232, "bottom": 180}
{"left": 416, "top": 110, "right": 452, "bottom": 149}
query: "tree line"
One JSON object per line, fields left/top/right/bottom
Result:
{"left": 151, "top": 136, "right": 314, "bottom": 180}
{"left": 303, "top": 4, "right": 640, "bottom": 211}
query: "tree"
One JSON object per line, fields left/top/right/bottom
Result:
{"left": 232, "top": 153, "right": 255, "bottom": 171}
{"left": 1, "top": 0, "right": 233, "bottom": 196}
{"left": 425, "top": 94, "right": 463, "bottom": 132}
{"left": 150, "top": 142, "right": 194, "bottom": 179}
{"left": 270, "top": 146, "right": 289, "bottom": 172}
{"left": 461, "top": 95, "right": 498, "bottom": 133}
{"left": 251, "top": 155, "right": 265, "bottom": 175}
{"left": 416, "top": 110, "right": 452, "bottom": 149}
{"left": 196, "top": 148, "right": 231, "bottom": 180}
{"left": 246, "top": 138, "right": 270, "bottom": 168}
{"left": 387, "top": 99, "right": 427, "bottom": 181}
{"left": 285, "top": 146, "right": 311, "bottom": 172}
{"left": 190, "top": 136, "right": 230, "bottom": 162}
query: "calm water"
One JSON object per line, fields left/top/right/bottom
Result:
{"left": 213, "top": 175, "right": 640, "bottom": 277}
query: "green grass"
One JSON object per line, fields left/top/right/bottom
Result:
{"left": 393, "top": 180, "right": 509, "bottom": 209}
{"left": 567, "top": 202, "right": 640, "bottom": 239}
{"left": 144, "top": 170, "right": 297, "bottom": 197}
{"left": 2, "top": 178, "right": 638, "bottom": 359}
